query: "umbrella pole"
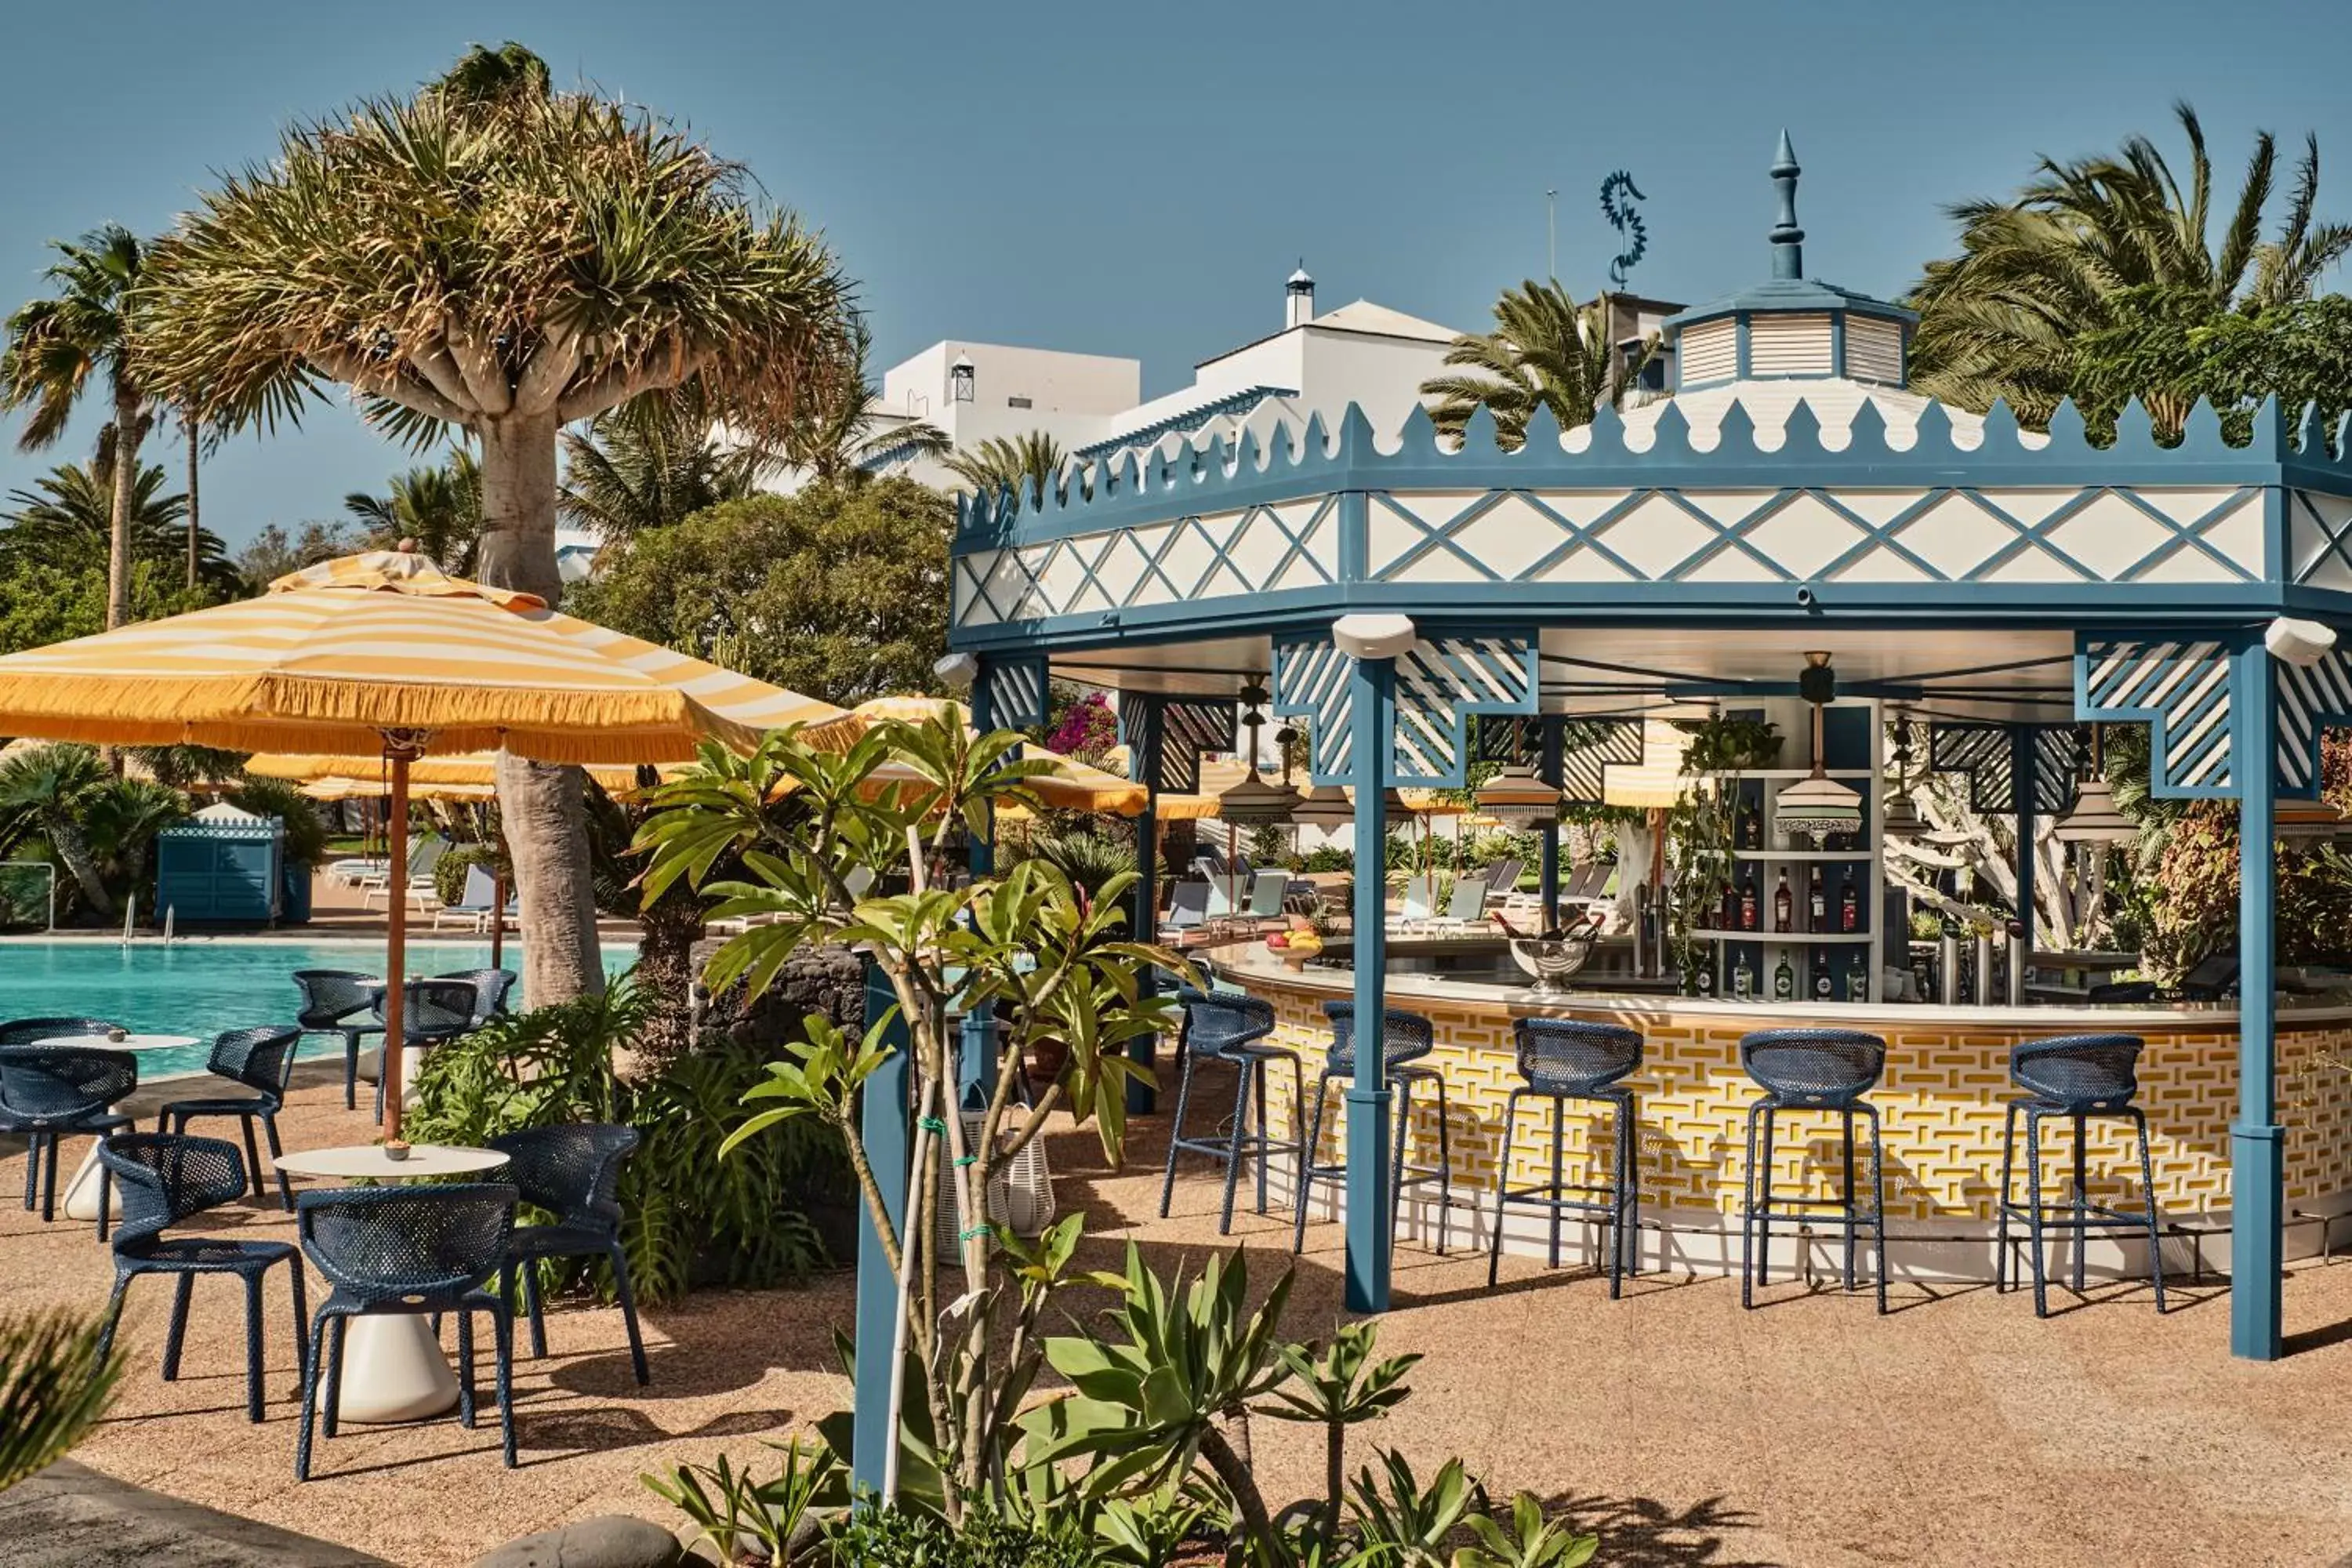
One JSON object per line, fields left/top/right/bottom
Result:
{"left": 489, "top": 822, "right": 506, "bottom": 971}
{"left": 383, "top": 751, "right": 411, "bottom": 1143}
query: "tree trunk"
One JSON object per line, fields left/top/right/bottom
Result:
{"left": 475, "top": 412, "right": 605, "bottom": 1007}
{"left": 107, "top": 394, "right": 143, "bottom": 630}
{"left": 45, "top": 813, "right": 111, "bottom": 920}
{"left": 184, "top": 414, "right": 199, "bottom": 590}
{"left": 617, "top": 895, "right": 704, "bottom": 1081}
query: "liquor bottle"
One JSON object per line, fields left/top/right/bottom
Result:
{"left": 1807, "top": 866, "right": 1827, "bottom": 931}
{"left": 1740, "top": 874, "right": 1760, "bottom": 932}
{"left": 1811, "top": 949, "right": 1833, "bottom": 1000}
{"left": 1839, "top": 869, "right": 1860, "bottom": 934}
{"left": 1732, "top": 951, "right": 1755, "bottom": 1000}
{"left": 1738, "top": 798, "right": 1761, "bottom": 850}
{"left": 1720, "top": 880, "right": 1740, "bottom": 933}
{"left": 1773, "top": 870, "right": 1793, "bottom": 933}
{"left": 1846, "top": 947, "right": 1871, "bottom": 1002}
{"left": 1695, "top": 948, "right": 1716, "bottom": 996}
{"left": 1772, "top": 953, "right": 1795, "bottom": 1000}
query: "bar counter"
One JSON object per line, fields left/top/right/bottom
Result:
{"left": 1212, "top": 942, "right": 2352, "bottom": 1282}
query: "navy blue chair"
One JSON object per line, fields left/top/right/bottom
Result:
{"left": 155, "top": 1027, "right": 304, "bottom": 1212}
{"left": 0, "top": 1044, "right": 139, "bottom": 1233}
{"left": 486, "top": 1124, "right": 650, "bottom": 1385}
{"left": 1157, "top": 990, "right": 1302, "bottom": 1235}
{"left": 1292, "top": 1003, "right": 1460, "bottom": 1255}
{"left": 370, "top": 978, "right": 480, "bottom": 1120}
{"left": 1997, "top": 1033, "right": 2167, "bottom": 1318}
{"left": 1737, "top": 1029, "right": 1889, "bottom": 1314}
{"left": 295, "top": 1184, "right": 520, "bottom": 1479}
{"left": 0, "top": 1017, "right": 125, "bottom": 1212}
{"left": 95, "top": 1134, "right": 308, "bottom": 1423}
{"left": 1490, "top": 1018, "right": 1645, "bottom": 1297}
{"left": 437, "top": 968, "right": 517, "bottom": 1029}
{"left": 292, "top": 971, "right": 383, "bottom": 1110}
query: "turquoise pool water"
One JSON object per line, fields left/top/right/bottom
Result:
{"left": 0, "top": 939, "right": 634, "bottom": 1080}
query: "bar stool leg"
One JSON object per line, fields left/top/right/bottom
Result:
{"left": 1841, "top": 1106, "right": 1858, "bottom": 1292}
{"left": 1866, "top": 1103, "right": 1888, "bottom": 1315}
{"left": 2071, "top": 1109, "right": 2089, "bottom": 1295}
{"left": 1620, "top": 1091, "right": 1640, "bottom": 1283}
{"left": 1284, "top": 1054, "right": 1308, "bottom": 1215}
{"left": 1547, "top": 1093, "right": 1566, "bottom": 1269}
{"left": 1740, "top": 1102, "right": 1760, "bottom": 1310}
{"left": 1254, "top": 1060, "right": 1273, "bottom": 1217}
{"left": 1755, "top": 1105, "right": 1778, "bottom": 1288}
{"left": 1489, "top": 1091, "right": 1521, "bottom": 1287}
{"left": 2132, "top": 1105, "right": 2167, "bottom": 1312}
{"left": 1997, "top": 1102, "right": 2018, "bottom": 1294}
{"left": 1218, "top": 1055, "right": 1254, "bottom": 1236}
{"left": 1606, "top": 1094, "right": 1627, "bottom": 1299}
{"left": 2026, "top": 1109, "right": 2050, "bottom": 1319}
{"left": 1388, "top": 1074, "right": 1414, "bottom": 1241}
{"left": 1157, "top": 1048, "right": 1198, "bottom": 1220}
{"left": 1292, "top": 1076, "right": 1331, "bottom": 1255}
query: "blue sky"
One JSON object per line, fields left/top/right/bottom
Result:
{"left": 4, "top": 0, "right": 2350, "bottom": 548}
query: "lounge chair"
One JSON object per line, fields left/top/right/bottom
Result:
{"left": 362, "top": 836, "right": 448, "bottom": 911}
{"left": 1482, "top": 857, "right": 1524, "bottom": 904}
{"left": 431, "top": 866, "right": 501, "bottom": 932}
{"left": 1160, "top": 880, "right": 1211, "bottom": 941}
{"left": 1429, "top": 877, "right": 1493, "bottom": 933}
{"left": 1388, "top": 872, "right": 1441, "bottom": 932}
{"left": 1243, "top": 869, "right": 1290, "bottom": 929}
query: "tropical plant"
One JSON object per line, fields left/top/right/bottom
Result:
{"left": 568, "top": 480, "right": 952, "bottom": 706}
{"left": 1421, "top": 281, "right": 1654, "bottom": 448}
{"left": 559, "top": 397, "right": 761, "bottom": 541}
{"left": 0, "top": 742, "right": 115, "bottom": 916}
{"left": 405, "top": 976, "right": 844, "bottom": 1304}
{"left": 1347, "top": 1452, "right": 1478, "bottom": 1568}
{"left": 0, "top": 224, "right": 155, "bottom": 630}
{"left": 1262, "top": 1321, "right": 1422, "bottom": 1537}
{"left": 943, "top": 432, "right": 1069, "bottom": 503}
{"left": 1453, "top": 1492, "right": 1600, "bottom": 1568}
{"left": 135, "top": 41, "right": 854, "bottom": 1011}
{"left": 642, "top": 1440, "right": 847, "bottom": 1565}
{"left": 223, "top": 776, "right": 329, "bottom": 867}
{"left": 233, "top": 520, "right": 360, "bottom": 584}
{"left": 0, "top": 1308, "right": 124, "bottom": 1491}
{"left": 753, "top": 317, "right": 950, "bottom": 490}
{"left": 1019, "top": 830, "right": 1135, "bottom": 905}
{"left": 1911, "top": 102, "right": 2352, "bottom": 422}
{"left": 0, "top": 461, "right": 233, "bottom": 591}
{"left": 343, "top": 449, "right": 483, "bottom": 573}
{"left": 818, "top": 1503, "right": 1103, "bottom": 1568}
{"left": 81, "top": 778, "right": 191, "bottom": 902}
{"left": 637, "top": 716, "right": 1186, "bottom": 1515}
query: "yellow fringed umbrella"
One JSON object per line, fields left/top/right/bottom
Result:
{"left": 847, "top": 695, "right": 1146, "bottom": 815}
{"left": 0, "top": 549, "right": 856, "bottom": 1142}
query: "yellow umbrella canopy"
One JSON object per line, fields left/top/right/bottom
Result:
{"left": 252, "top": 750, "right": 651, "bottom": 793}
{"left": 1601, "top": 720, "right": 1696, "bottom": 810}
{"left": 848, "top": 695, "right": 1145, "bottom": 815}
{"left": 0, "top": 550, "right": 855, "bottom": 760}
{"left": 1151, "top": 759, "right": 1464, "bottom": 822}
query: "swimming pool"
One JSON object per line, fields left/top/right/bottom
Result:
{"left": 0, "top": 938, "right": 636, "bottom": 1080}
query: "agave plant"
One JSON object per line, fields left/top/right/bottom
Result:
{"left": 1261, "top": 1319, "right": 1422, "bottom": 1536}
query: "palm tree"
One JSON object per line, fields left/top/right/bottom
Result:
{"left": 0, "top": 742, "right": 114, "bottom": 917}
{"left": 559, "top": 398, "right": 760, "bottom": 539}
{"left": 82, "top": 777, "right": 191, "bottom": 897}
{"left": 0, "top": 460, "right": 232, "bottom": 589}
{"left": 343, "top": 450, "right": 483, "bottom": 572}
{"left": 753, "top": 318, "right": 949, "bottom": 489}
{"left": 943, "top": 431, "right": 1069, "bottom": 503}
{"left": 0, "top": 225, "right": 154, "bottom": 630}
{"left": 1421, "top": 281, "right": 1653, "bottom": 448}
{"left": 136, "top": 42, "right": 851, "bottom": 1007}
{"left": 1911, "top": 102, "right": 2352, "bottom": 421}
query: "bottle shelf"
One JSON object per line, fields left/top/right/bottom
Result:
{"left": 1696, "top": 929, "right": 1873, "bottom": 944}
{"left": 1730, "top": 848, "right": 1871, "bottom": 861}
{"left": 1697, "top": 769, "right": 1874, "bottom": 781}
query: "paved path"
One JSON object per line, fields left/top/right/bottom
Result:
{"left": 0, "top": 1461, "right": 390, "bottom": 1566}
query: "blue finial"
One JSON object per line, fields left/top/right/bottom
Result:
{"left": 1770, "top": 129, "right": 1803, "bottom": 281}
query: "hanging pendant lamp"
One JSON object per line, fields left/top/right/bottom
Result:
{"left": 1775, "top": 653, "right": 1864, "bottom": 843}
{"left": 2055, "top": 725, "right": 2137, "bottom": 844}
{"left": 1475, "top": 760, "right": 1565, "bottom": 829}
{"left": 1215, "top": 677, "right": 1300, "bottom": 826}
{"left": 1881, "top": 710, "right": 1926, "bottom": 837}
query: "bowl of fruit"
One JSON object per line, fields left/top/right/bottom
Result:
{"left": 1266, "top": 920, "right": 1323, "bottom": 971}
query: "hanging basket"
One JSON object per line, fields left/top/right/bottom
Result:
{"left": 931, "top": 1112, "right": 1056, "bottom": 1249}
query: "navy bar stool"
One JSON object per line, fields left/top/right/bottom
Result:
{"left": 1292, "top": 1003, "right": 1459, "bottom": 1255}
{"left": 1490, "top": 1018, "right": 1644, "bottom": 1297}
{"left": 1996, "top": 1033, "right": 2166, "bottom": 1317}
{"left": 1157, "top": 989, "right": 1303, "bottom": 1234}
{"left": 1737, "top": 1028, "right": 1888, "bottom": 1313}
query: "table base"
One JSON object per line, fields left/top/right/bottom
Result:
{"left": 61, "top": 1124, "right": 124, "bottom": 1224}
{"left": 333, "top": 1316, "right": 461, "bottom": 1424}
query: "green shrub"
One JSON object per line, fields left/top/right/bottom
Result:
{"left": 226, "top": 776, "right": 330, "bottom": 867}
{"left": 820, "top": 1504, "right": 1102, "bottom": 1568}
{"left": 406, "top": 973, "right": 846, "bottom": 1303}
{"left": 1300, "top": 846, "right": 1352, "bottom": 874}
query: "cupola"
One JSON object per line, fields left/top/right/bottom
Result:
{"left": 1661, "top": 132, "right": 1916, "bottom": 392}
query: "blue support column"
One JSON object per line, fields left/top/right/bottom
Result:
{"left": 851, "top": 960, "right": 910, "bottom": 1492}
{"left": 958, "top": 664, "right": 998, "bottom": 1108}
{"left": 1537, "top": 720, "right": 1563, "bottom": 927}
{"left": 2233, "top": 640, "right": 2284, "bottom": 1361}
{"left": 1127, "top": 697, "right": 1162, "bottom": 1115}
{"left": 1345, "top": 655, "right": 1395, "bottom": 1314}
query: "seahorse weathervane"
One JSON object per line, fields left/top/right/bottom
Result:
{"left": 1599, "top": 171, "right": 1647, "bottom": 289}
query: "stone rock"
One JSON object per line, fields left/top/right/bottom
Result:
{"left": 469, "top": 1515, "right": 686, "bottom": 1568}
{"left": 699, "top": 939, "right": 866, "bottom": 1051}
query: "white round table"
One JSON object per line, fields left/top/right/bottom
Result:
{"left": 37, "top": 1034, "right": 201, "bottom": 1224}
{"left": 272, "top": 1143, "right": 513, "bottom": 1425}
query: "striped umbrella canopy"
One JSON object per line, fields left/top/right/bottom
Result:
{"left": 252, "top": 750, "right": 652, "bottom": 793}
{"left": 0, "top": 548, "right": 856, "bottom": 1144}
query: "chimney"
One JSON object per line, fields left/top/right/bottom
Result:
{"left": 1285, "top": 262, "right": 1315, "bottom": 329}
